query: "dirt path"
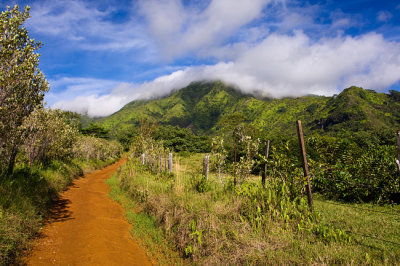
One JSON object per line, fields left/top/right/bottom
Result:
{"left": 23, "top": 159, "right": 152, "bottom": 266}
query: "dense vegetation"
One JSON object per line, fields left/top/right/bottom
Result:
{"left": 109, "top": 132, "right": 399, "bottom": 264}
{"left": 101, "top": 81, "right": 400, "bottom": 264}
{"left": 1, "top": 3, "right": 400, "bottom": 265}
{"left": 97, "top": 80, "right": 400, "bottom": 203}
{"left": 0, "top": 6, "right": 123, "bottom": 264}
{"left": 98, "top": 81, "right": 400, "bottom": 139}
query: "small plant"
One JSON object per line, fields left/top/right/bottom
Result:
{"left": 189, "top": 174, "right": 211, "bottom": 193}
{"left": 157, "top": 171, "right": 174, "bottom": 180}
{"left": 233, "top": 134, "right": 260, "bottom": 184}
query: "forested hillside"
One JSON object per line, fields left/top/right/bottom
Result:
{"left": 98, "top": 81, "right": 400, "bottom": 143}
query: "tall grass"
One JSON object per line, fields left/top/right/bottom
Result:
{"left": 112, "top": 153, "right": 400, "bottom": 265}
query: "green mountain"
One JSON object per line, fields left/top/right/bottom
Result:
{"left": 99, "top": 81, "right": 248, "bottom": 133}
{"left": 98, "top": 81, "right": 400, "bottom": 141}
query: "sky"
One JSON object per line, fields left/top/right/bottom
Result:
{"left": 1, "top": 0, "right": 400, "bottom": 117}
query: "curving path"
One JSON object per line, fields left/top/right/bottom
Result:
{"left": 23, "top": 159, "right": 151, "bottom": 266}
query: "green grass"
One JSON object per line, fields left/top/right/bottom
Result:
{"left": 107, "top": 174, "right": 184, "bottom": 265}
{"left": 110, "top": 153, "right": 400, "bottom": 265}
{"left": 0, "top": 158, "right": 119, "bottom": 265}
{"left": 315, "top": 196, "right": 400, "bottom": 263}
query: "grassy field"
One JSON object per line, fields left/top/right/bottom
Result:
{"left": 314, "top": 197, "right": 400, "bottom": 264}
{"left": 109, "top": 153, "right": 400, "bottom": 265}
{"left": 0, "top": 158, "right": 118, "bottom": 265}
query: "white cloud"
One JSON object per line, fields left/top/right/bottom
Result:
{"left": 377, "top": 10, "right": 392, "bottom": 22}
{"left": 140, "top": 0, "right": 272, "bottom": 59}
{"left": 37, "top": 0, "right": 400, "bottom": 117}
{"left": 53, "top": 31, "right": 400, "bottom": 117}
{"left": 48, "top": 78, "right": 133, "bottom": 117}
{"left": 46, "top": 77, "right": 121, "bottom": 102}
{"left": 27, "top": 0, "right": 150, "bottom": 52}
{"left": 53, "top": 93, "right": 133, "bottom": 117}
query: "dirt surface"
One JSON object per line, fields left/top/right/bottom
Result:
{"left": 23, "top": 159, "right": 152, "bottom": 266}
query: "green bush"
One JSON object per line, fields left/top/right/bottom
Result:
{"left": 189, "top": 174, "right": 211, "bottom": 193}
{"left": 308, "top": 135, "right": 399, "bottom": 202}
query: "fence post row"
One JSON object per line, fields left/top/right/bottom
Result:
{"left": 203, "top": 153, "right": 209, "bottom": 179}
{"left": 296, "top": 120, "right": 314, "bottom": 210}
{"left": 168, "top": 152, "right": 173, "bottom": 173}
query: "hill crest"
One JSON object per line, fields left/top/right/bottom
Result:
{"left": 97, "top": 81, "right": 400, "bottom": 139}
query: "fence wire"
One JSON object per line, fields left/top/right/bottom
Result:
{"left": 316, "top": 199, "right": 400, "bottom": 216}
{"left": 314, "top": 199, "right": 400, "bottom": 248}
{"left": 346, "top": 231, "right": 400, "bottom": 247}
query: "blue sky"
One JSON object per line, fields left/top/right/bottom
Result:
{"left": 1, "top": 0, "right": 400, "bottom": 116}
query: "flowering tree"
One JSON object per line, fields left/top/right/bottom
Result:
{"left": 21, "top": 109, "right": 79, "bottom": 164}
{"left": 0, "top": 6, "right": 48, "bottom": 174}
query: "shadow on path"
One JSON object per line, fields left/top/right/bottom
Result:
{"left": 46, "top": 197, "right": 74, "bottom": 224}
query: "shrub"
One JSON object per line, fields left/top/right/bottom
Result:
{"left": 73, "top": 136, "right": 123, "bottom": 162}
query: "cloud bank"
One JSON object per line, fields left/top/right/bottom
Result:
{"left": 30, "top": 0, "right": 400, "bottom": 117}
{"left": 27, "top": 0, "right": 149, "bottom": 52}
{"left": 52, "top": 31, "right": 400, "bottom": 117}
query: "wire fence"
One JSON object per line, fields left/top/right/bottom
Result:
{"left": 314, "top": 198, "right": 400, "bottom": 247}
{"left": 316, "top": 198, "right": 400, "bottom": 216}
{"left": 345, "top": 230, "right": 400, "bottom": 247}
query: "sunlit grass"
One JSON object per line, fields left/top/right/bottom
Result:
{"left": 315, "top": 196, "right": 400, "bottom": 263}
{"left": 111, "top": 153, "right": 400, "bottom": 264}
{"left": 107, "top": 174, "right": 184, "bottom": 265}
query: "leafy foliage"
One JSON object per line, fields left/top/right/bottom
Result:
{"left": 80, "top": 123, "right": 109, "bottom": 139}
{"left": 307, "top": 135, "right": 399, "bottom": 203}
{"left": 0, "top": 6, "right": 49, "bottom": 175}
{"left": 72, "top": 136, "right": 122, "bottom": 162}
{"left": 20, "top": 108, "right": 79, "bottom": 165}
{"left": 154, "top": 125, "right": 210, "bottom": 153}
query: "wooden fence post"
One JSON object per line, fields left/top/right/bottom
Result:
{"left": 234, "top": 144, "right": 237, "bottom": 186}
{"left": 168, "top": 153, "right": 173, "bottom": 173}
{"left": 296, "top": 120, "right": 314, "bottom": 210}
{"left": 142, "top": 153, "right": 145, "bottom": 165}
{"left": 262, "top": 140, "right": 270, "bottom": 187}
{"left": 165, "top": 155, "right": 168, "bottom": 172}
{"left": 203, "top": 154, "right": 209, "bottom": 179}
{"left": 397, "top": 130, "right": 400, "bottom": 187}
{"left": 159, "top": 155, "right": 162, "bottom": 173}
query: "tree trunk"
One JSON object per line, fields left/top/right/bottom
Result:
{"left": 7, "top": 147, "right": 18, "bottom": 175}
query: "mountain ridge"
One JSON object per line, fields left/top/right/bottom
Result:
{"left": 97, "top": 81, "right": 400, "bottom": 141}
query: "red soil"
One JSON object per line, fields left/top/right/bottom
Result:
{"left": 23, "top": 159, "right": 152, "bottom": 265}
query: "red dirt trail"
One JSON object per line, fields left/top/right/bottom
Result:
{"left": 23, "top": 159, "right": 152, "bottom": 266}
